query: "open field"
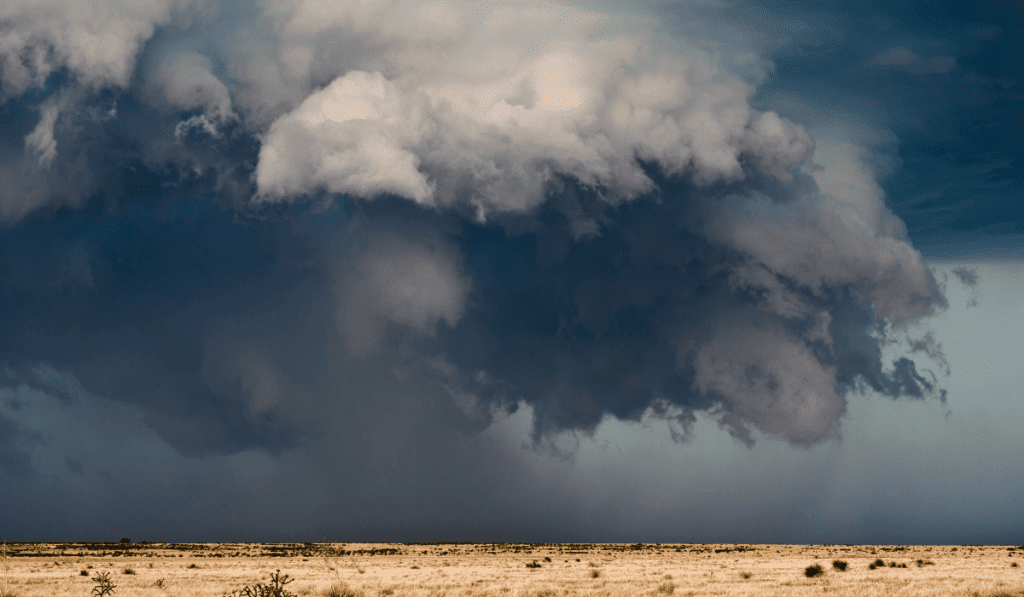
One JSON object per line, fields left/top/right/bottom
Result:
{"left": 1, "top": 542, "right": 1022, "bottom": 597}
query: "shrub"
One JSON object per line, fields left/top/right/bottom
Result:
{"left": 223, "top": 570, "right": 296, "bottom": 597}
{"left": 526, "top": 561, "right": 542, "bottom": 569}
{"left": 155, "top": 579, "right": 165, "bottom": 589}
{"left": 123, "top": 568, "right": 135, "bottom": 575}
{"left": 740, "top": 572, "right": 752, "bottom": 579}
{"left": 1012, "top": 562, "right": 1019, "bottom": 568}
{"left": 804, "top": 564, "right": 824, "bottom": 578}
{"left": 82, "top": 570, "right": 90, "bottom": 576}
{"left": 832, "top": 560, "right": 848, "bottom": 571}
{"left": 91, "top": 571, "right": 117, "bottom": 597}
{"left": 543, "top": 557, "right": 551, "bottom": 562}
{"left": 590, "top": 570, "right": 600, "bottom": 578}
{"left": 656, "top": 582, "right": 674, "bottom": 594}
{"left": 187, "top": 563, "right": 199, "bottom": 569}
{"left": 873, "top": 559, "right": 886, "bottom": 568}
{"left": 324, "top": 584, "right": 363, "bottom": 597}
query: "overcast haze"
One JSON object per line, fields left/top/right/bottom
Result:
{"left": 1, "top": 0, "right": 1022, "bottom": 544}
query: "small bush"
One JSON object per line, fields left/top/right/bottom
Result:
{"left": 410, "top": 566, "right": 419, "bottom": 570}
{"left": 656, "top": 582, "right": 674, "bottom": 594}
{"left": 740, "top": 572, "right": 752, "bottom": 579}
{"left": 187, "top": 563, "right": 198, "bottom": 569}
{"left": 380, "top": 589, "right": 394, "bottom": 596}
{"left": 805, "top": 564, "right": 824, "bottom": 578}
{"left": 832, "top": 560, "right": 847, "bottom": 571}
{"left": 526, "top": 561, "right": 542, "bottom": 569}
{"left": 1012, "top": 562, "right": 1019, "bottom": 568}
{"left": 91, "top": 571, "right": 117, "bottom": 597}
{"left": 324, "top": 584, "right": 363, "bottom": 597}
{"left": 155, "top": 579, "right": 165, "bottom": 589}
{"left": 543, "top": 557, "right": 551, "bottom": 562}
{"left": 81, "top": 570, "right": 90, "bottom": 576}
{"left": 123, "top": 568, "right": 135, "bottom": 575}
{"left": 590, "top": 570, "right": 600, "bottom": 578}
{"left": 223, "top": 570, "right": 295, "bottom": 597}
{"left": 873, "top": 559, "right": 886, "bottom": 568}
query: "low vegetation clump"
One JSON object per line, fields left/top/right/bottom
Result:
{"left": 739, "top": 571, "right": 752, "bottom": 579}
{"left": 656, "top": 581, "right": 675, "bottom": 594}
{"left": 526, "top": 560, "right": 542, "bottom": 569}
{"left": 869, "top": 559, "right": 886, "bottom": 570}
{"left": 123, "top": 568, "right": 136, "bottom": 575}
{"left": 81, "top": 570, "right": 90, "bottom": 576}
{"left": 590, "top": 570, "right": 600, "bottom": 578}
{"left": 832, "top": 560, "right": 848, "bottom": 571}
{"left": 91, "top": 571, "right": 117, "bottom": 597}
{"left": 805, "top": 564, "right": 824, "bottom": 577}
{"left": 222, "top": 570, "right": 296, "bottom": 597}
{"left": 915, "top": 559, "right": 935, "bottom": 567}
{"left": 324, "top": 583, "right": 364, "bottom": 597}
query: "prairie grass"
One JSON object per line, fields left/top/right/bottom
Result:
{"left": 0, "top": 542, "right": 1021, "bottom": 597}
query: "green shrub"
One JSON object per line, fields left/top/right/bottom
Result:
{"left": 804, "top": 564, "right": 824, "bottom": 578}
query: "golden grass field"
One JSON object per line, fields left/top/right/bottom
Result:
{"left": 1, "top": 542, "right": 1022, "bottom": 597}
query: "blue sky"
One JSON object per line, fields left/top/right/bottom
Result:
{"left": 0, "top": 0, "right": 1022, "bottom": 544}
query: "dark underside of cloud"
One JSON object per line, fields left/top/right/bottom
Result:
{"left": 0, "top": 0, "right": 954, "bottom": 487}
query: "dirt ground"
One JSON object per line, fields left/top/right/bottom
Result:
{"left": 1, "top": 542, "right": 1022, "bottom": 597}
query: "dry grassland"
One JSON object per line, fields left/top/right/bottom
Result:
{"left": 1, "top": 542, "right": 1022, "bottom": 597}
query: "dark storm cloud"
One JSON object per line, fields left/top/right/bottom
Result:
{"left": 0, "top": 0, "right": 955, "bottom": 492}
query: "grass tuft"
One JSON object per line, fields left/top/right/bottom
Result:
{"left": 804, "top": 564, "right": 824, "bottom": 578}
{"left": 656, "top": 581, "right": 675, "bottom": 594}
{"left": 590, "top": 570, "right": 600, "bottom": 578}
{"left": 740, "top": 572, "right": 752, "bottom": 579}
{"left": 324, "top": 583, "right": 364, "bottom": 597}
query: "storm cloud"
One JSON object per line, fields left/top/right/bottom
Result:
{"left": 0, "top": 0, "right": 960, "bottom": 539}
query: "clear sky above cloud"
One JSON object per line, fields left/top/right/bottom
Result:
{"left": 0, "top": 0, "right": 1021, "bottom": 544}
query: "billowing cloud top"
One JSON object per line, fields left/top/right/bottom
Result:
{"left": 0, "top": 0, "right": 950, "bottom": 477}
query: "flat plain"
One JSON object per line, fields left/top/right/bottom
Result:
{"left": 1, "top": 542, "right": 1022, "bottom": 597}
